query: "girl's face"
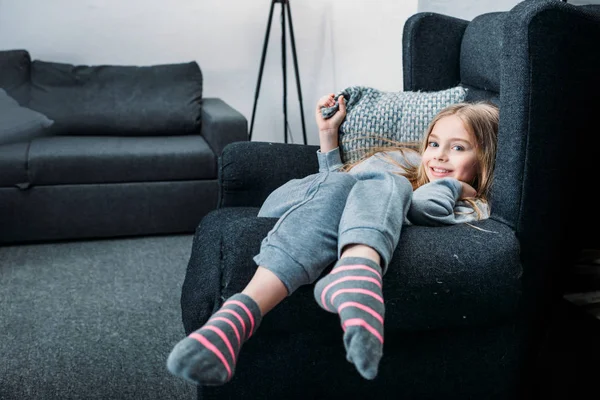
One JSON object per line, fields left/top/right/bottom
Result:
{"left": 422, "top": 115, "right": 479, "bottom": 184}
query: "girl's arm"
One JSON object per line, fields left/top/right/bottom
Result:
{"left": 315, "top": 94, "right": 346, "bottom": 153}
{"left": 317, "top": 147, "right": 344, "bottom": 173}
{"left": 407, "top": 178, "right": 489, "bottom": 226}
{"left": 315, "top": 93, "right": 347, "bottom": 172}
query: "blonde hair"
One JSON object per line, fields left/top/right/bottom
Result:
{"left": 342, "top": 101, "right": 499, "bottom": 218}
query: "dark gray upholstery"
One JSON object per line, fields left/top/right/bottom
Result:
{"left": 180, "top": 1, "right": 600, "bottom": 399}
{"left": 27, "top": 136, "right": 216, "bottom": 185}
{"left": 459, "top": 12, "right": 504, "bottom": 94}
{"left": 0, "top": 52, "right": 248, "bottom": 243}
{"left": 0, "top": 50, "right": 30, "bottom": 105}
{"left": 29, "top": 60, "right": 203, "bottom": 136}
{"left": 1, "top": 181, "right": 218, "bottom": 242}
{"left": 184, "top": 206, "right": 521, "bottom": 333}
{"left": 0, "top": 142, "right": 29, "bottom": 187}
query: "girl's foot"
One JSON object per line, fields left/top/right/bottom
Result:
{"left": 167, "top": 293, "right": 262, "bottom": 386}
{"left": 313, "top": 257, "right": 384, "bottom": 380}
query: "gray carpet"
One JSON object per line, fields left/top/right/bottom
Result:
{"left": 0, "top": 234, "right": 197, "bottom": 400}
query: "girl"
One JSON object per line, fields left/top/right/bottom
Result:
{"left": 167, "top": 93, "right": 499, "bottom": 386}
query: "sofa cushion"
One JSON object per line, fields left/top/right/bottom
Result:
{"left": 27, "top": 135, "right": 216, "bottom": 185}
{"left": 321, "top": 85, "right": 468, "bottom": 164}
{"left": 0, "top": 49, "right": 31, "bottom": 105}
{"left": 0, "top": 89, "right": 54, "bottom": 146}
{"left": 0, "top": 142, "right": 30, "bottom": 187}
{"left": 29, "top": 60, "right": 202, "bottom": 136}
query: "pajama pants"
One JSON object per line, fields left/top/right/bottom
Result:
{"left": 253, "top": 170, "right": 413, "bottom": 295}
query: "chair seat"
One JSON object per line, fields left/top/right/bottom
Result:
{"left": 184, "top": 207, "right": 522, "bottom": 334}
{"left": 26, "top": 135, "right": 216, "bottom": 186}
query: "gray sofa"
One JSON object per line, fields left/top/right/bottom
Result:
{"left": 0, "top": 50, "right": 248, "bottom": 243}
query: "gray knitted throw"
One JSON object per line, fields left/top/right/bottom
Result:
{"left": 321, "top": 85, "right": 468, "bottom": 164}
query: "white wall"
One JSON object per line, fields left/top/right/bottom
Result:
{"left": 418, "top": 0, "right": 521, "bottom": 20}
{"left": 0, "top": 0, "right": 417, "bottom": 145}
{"left": 569, "top": 0, "right": 600, "bottom": 4}
{"left": 2, "top": 0, "right": 595, "bottom": 144}
{"left": 419, "top": 0, "right": 600, "bottom": 20}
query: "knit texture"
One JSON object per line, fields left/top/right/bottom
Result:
{"left": 321, "top": 85, "right": 467, "bottom": 164}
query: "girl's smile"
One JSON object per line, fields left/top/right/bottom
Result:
{"left": 422, "top": 115, "right": 478, "bottom": 184}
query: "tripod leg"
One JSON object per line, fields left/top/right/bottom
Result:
{"left": 249, "top": 1, "right": 277, "bottom": 141}
{"left": 285, "top": 0, "right": 307, "bottom": 145}
{"left": 281, "top": 2, "right": 288, "bottom": 143}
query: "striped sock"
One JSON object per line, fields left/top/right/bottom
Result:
{"left": 166, "top": 293, "right": 262, "bottom": 386}
{"left": 313, "top": 257, "right": 384, "bottom": 380}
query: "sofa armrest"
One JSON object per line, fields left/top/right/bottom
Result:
{"left": 201, "top": 98, "right": 248, "bottom": 156}
{"left": 218, "top": 141, "right": 320, "bottom": 208}
{"left": 402, "top": 13, "right": 468, "bottom": 91}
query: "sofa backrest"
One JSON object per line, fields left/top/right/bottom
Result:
{"left": 28, "top": 60, "right": 203, "bottom": 136}
{"left": 0, "top": 49, "right": 31, "bottom": 105}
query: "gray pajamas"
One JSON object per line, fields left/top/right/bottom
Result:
{"left": 253, "top": 147, "right": 487, "bottom": 295}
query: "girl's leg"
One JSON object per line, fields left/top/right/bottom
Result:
{"left": 167, "top": 267, "right": 286, "bottom": 386}
{"left": 314, "top": 171, "right": 413, "bottom": 380}
{"left": 253, "top": 171, "right": 358, "bottom": 295}
{"left": 168, "top": 172, "right": 357, "bottom": 386}
{"left": 241, "top": 267, "right": 288, "bottom": 314}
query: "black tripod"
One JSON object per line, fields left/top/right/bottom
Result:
{"left": 248, "top": 0, "right": 307, "bottom": 144}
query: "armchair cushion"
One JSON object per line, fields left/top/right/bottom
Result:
{"left": 0, "top": 88, "right": 54, "bottom": 146}
{"left": 29, "top": 60, "right": 202, "bottom": 136}
{"left": 183, "top": 207, "right": 522, "bottom": 335}
{"left": 321, "top": 85, "right": 467, "bottom": 163}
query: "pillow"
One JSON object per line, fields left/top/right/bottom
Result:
{"left": 0, "top": 88, "right": 54, "bottom": 146}
{"left": 321, "top": 85, "right": 468, "bottom": 164}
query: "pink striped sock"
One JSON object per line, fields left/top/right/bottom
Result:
{"left": 167, "top": 293, "right": 262, "bottom": 386}
{"left": 313, "top": 257, "right": 384, "bottom": 380}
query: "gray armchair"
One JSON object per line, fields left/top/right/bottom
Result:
{"left": 180, "top": 1, "right": 600, "bottom": 398}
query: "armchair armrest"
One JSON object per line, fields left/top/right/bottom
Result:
{"left": 201, "top": 98, "right": 248, "bottom": 156}
{"left": 402, "top": 13, "right": 468, "bottom": 91}
{"left": 218, "top": 141, "right": 319, "bottom": 208}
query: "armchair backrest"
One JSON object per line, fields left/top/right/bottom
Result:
{"left": 403, "top": 1, "right": 600, "bottom": 258}
{"left": 495, "top": 1, "right": 600, "bottom": 254}
{"left": 402, "top": 0, "right": 600, "bottom": 316}
{"left": 459, "top": 12, "right": 503, "bottom": 104}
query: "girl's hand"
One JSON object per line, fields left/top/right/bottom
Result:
{"left": 316, "top": 93, "right": 346, "bottom": 153}
{"left": 460, "top": 182, "right": 477, "bottom": 198}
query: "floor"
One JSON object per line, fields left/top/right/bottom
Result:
{"left": 0, "top": 234, "right": 197, "bottom": 400}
